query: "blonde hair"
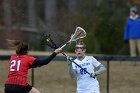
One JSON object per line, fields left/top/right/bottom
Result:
{"left": 6, "top": 39, "right": 28, "bottom": 55}
{"left": 76, "top": 39, "right": 86, "bottom": 48}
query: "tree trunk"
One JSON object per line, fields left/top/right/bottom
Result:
{"left": 3, "top": 0, "right": 12, "bottom": 29}
{"left": 28, "top": 0, "right": 36, "bottom": 28}
{"left": 96, "top": 0, "right": 102, "bottom": 7}
{"left": 45, "top": 0, "right": 57, "bottom": 50}
{"left": 68, "top": 0, "right": 77, "bottom": 13}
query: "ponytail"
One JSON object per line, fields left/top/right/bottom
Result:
{"left": 6, "top": 39, "right": 28, "bottom": 55}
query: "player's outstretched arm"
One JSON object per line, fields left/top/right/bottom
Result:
{"left": 30, "top": 48, "right": 62, "bottom": 68}
{"left": 67, "top": 56, "right": 77, "bottom": 78}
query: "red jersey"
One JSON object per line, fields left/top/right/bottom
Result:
{"left": 5, "top": 54, "right": 36, "bottom": 86}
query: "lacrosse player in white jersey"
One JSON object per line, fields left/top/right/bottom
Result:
{"left": 67, "top": 41, "right": 106, "bottom": 93}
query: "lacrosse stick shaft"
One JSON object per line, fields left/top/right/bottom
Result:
{"left": 61, "top": 52, "right": 67, "bottom": 57}
{"left": 60, "top": 41, "right": 70, "bottom": 49}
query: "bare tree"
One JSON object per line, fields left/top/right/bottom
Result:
{"left": 3, "top": 0, "right": 12, "bottom": 28}
{"left": 44, "top": 0, "right": 59, "bottom": 49}
{"left": 68, "top": 0, "right": 77, "bottom": 13}
{"left": 45, "top": 0, "right": 56, "bottom": 25}
{"left": 28, "top": 0, "right": 36, "bottom": 28}
{"left": 96, "top": 0, "right": 102, "bottom": 6}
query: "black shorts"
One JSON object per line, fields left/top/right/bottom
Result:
{"left": 5, "top": 84, "right": 32, "bottom": 93}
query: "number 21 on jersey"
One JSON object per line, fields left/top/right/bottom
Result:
{"left": 10, "top": 60, "right": 21, "bottom": 71}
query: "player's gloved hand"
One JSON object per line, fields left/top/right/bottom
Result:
{"left": 90, "top": 73, "right": 96, "bottom": 78}
{"left": 67, "top": 56, "right": 73, "bottom": 65}
{"left": 67, "top": 56, "right": 73, "bottom": 61}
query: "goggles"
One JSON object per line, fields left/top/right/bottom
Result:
{"left": 75, "top": 45, "right": 85, "bottom": 50}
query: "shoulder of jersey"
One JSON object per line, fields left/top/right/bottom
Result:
{"left": 86, "top": 56, "right": 98, "bottom": 63}
{"left": 85, "top": 56, "right": 94, "bottom": 59}
{"left": 74, "top": 58, "right": 77, "bottom": 61}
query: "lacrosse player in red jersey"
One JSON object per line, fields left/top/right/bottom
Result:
{"left": 67, "top": 40, "right": 106, "bottom": 93}
{"left": 4, "top": 39, "right": 62, "bottom": 93}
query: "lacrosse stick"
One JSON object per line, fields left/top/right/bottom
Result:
{"left": 41, "top": 32, "right": 95, "bottom": 78}
{"left": 60, "top": 27, "right": 86, "bottom": 49}
{"left": 41, "top": 26, "right": 86, "bottom": 55}
{"left": 41, "top": 34, "right": 67, "bottom": 56}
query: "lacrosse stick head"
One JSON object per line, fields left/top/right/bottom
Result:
{"left": 70, "top": 27, "right": 86, "bottom": 42}
{"left": 59, "top": 26, "right": 86, "bottom": 49}
{"left": 41, "top": 34, "right": 57, "bottom": 49}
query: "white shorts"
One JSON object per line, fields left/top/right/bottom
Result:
{"left": 76, "top": 87, "right": 100, "bottom": 93}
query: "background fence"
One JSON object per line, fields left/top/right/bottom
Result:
{"left": 0, "top": 55, "right": 140, "bottom": 93}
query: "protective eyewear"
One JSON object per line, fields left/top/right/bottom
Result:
{"left": 75, "top": 47, "right": 85, "bottom": 50}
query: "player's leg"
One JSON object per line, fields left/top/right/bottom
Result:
{"left": 29, "top": 87, "right": 40, "bottom": 93}
{"left": 129, "top": 39, "right": 137, "bottom": 56}
{"left": 136, "top": 39, "right": 140, "bottom": 56}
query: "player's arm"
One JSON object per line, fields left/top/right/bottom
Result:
{"left": 67, "top": 62, "right": 77, "bottom": 78}
{"left": 90, "top": 56, "right": 106, "bottom": 77}
{"left": 67, "top": 56, "right": 77, "bottom": 78}
{"left": 94, "top": 64, "right": 106, "bottom": 77}
{"left": 30, "top": 52, "right": 57, "bottom": 68}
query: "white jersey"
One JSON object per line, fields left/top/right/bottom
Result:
{"left": 72, "top": 56, "right": 101, "bottom": 92}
